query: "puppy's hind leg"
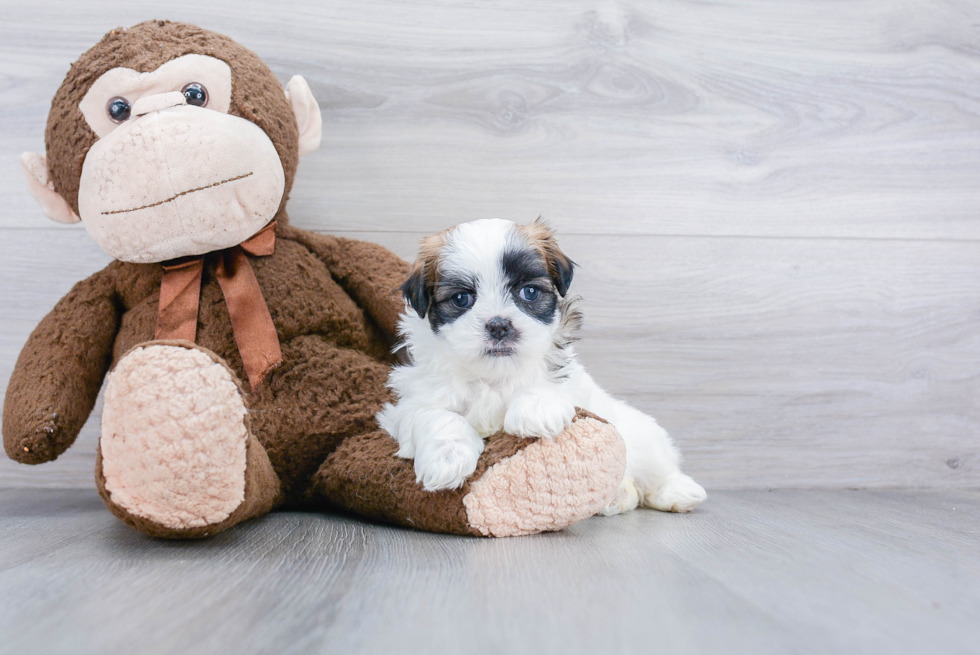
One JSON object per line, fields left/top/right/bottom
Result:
{"left": 574, "top": 372, "right": 706, "bottom": 513}
{"left": 598, "top": 475, "right": 641, "bottom": 516}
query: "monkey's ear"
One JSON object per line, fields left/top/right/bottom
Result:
{"left": 284, "top": 76, "right": 322, "bottom": 157}
{"left": 400, "top": 262, "right": 431, "bottom": 319}
{"left": 20, "top": 152, "right": 80, "bottom": 224}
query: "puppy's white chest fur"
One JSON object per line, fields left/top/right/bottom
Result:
{"left": 462, "top": 381, "right": 509, "bottom": 436}
{"left": 458, "top": 369, "right": 567, "bottom": 437}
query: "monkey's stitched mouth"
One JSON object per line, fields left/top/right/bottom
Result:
{"left": 101, "top": 171, "right": 254, "bottom": 215}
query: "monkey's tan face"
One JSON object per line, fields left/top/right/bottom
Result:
{"left": 75, "top": 55, "right": 285, "bottom": 263}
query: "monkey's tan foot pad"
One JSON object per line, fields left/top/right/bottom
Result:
{"left": 462, "top": 410, "right": 627, "bottom": 536}
{"left": 98, "top": 341, "right": 257, "bottom": 537}
{"left": 311, "top": 409, "right": 627, "bottom": 537}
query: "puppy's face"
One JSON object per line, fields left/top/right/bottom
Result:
{"left": 402, "top": 218, "right": 574, "bottom": 376}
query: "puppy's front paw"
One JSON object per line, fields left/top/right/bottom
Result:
{"left": 413, "top": 419, "right": 484, "bottom": 491}
{"left": 415, "top": 440, "right": 482, "bottom": 491}
{"left": 504, "top": 389, "right": 575, "bottom": 439}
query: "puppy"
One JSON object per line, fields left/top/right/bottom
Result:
{"left": 377, "top": 218, "right": 706, "bottom": 514}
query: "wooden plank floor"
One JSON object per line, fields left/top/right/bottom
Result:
{"left": 2, "top": 488, "right": 977, "bottom": 655}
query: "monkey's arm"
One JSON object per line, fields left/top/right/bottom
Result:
{"left": 286, "top": 229, "right": 409, "bottom": 340}
{"left": 3, "top": 268, "right": 121, "bottom": 464}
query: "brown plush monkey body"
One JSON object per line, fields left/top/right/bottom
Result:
{"left": 3, "top": 21, "right": 626, "bottom": 539}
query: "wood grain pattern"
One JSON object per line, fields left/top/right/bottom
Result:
{"left": 4, "top": 0, "right": 980, "bottom": 238}
{"left": 2, "top": 0, "right": 979, "bottom": 489}
{"left": 1, "top": 488, "right": 978, "bottom": 654}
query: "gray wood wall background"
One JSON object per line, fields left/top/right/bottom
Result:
{"left": 1, "top": 0, "right": 977, "bottom": 490}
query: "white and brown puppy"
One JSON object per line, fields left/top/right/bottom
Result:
{"left": 377, "top": 218, "right": 706, "bottom": 514}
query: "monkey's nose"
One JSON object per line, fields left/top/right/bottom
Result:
{"left": 132, "top": 91, "right": 187, "bottom": 117}
{"left": 485, "top": 317, "right": 514, "bottom": 341}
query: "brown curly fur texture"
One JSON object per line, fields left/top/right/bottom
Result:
{"left": 4, "top": 221, "right": 408, "bottom": 501}
{"left": 311, "top": 410, "right": 613, "bottom": 536}
{"left": 311, "top": 427, "right": 534, "bottom": 537}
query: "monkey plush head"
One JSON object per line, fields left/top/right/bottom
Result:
{"left": 22, "top": 20, "right": 322, "bottom": 263}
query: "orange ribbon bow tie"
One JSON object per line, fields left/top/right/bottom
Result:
{"left": 154, "top": 220, "right": 282, "bottom": 390}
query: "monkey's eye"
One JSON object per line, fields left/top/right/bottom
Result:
{"left": 519, "top": 286, "right": 539, "bottom": 302}
{"left": 181, "top": 83, "right": 209, "bottom": 107}
{"left": 106, "top": 97, "right": 131, "bottom": 123}
{"left": 451, "top": 292, "right": 474, "bottom": 309}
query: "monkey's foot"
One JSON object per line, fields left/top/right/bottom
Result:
{"left": 97, "top": 341, "right": 280, "bottom": 538}
{"left": 311, "top": 409, "right": 627, "bottom": 537}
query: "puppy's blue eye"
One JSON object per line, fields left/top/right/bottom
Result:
{"left": 451, "top": 292, "right": 474, "bottom": 308}
{"left": 519, "top": 286, "right": 539, "bottom": 302}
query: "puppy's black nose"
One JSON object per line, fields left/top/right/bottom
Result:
{"left": 485, "top": 317, "right": 513, "bottom": 341}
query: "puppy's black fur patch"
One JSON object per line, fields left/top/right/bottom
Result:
{"left": 401, "top": 268, "right": 430, "bottom": 319}
{"left": 549, "top": 251, "right": 575, "bottom": 297}
{"left": 502, "top": 248, "right": 548, "bottom": 283}
{"left": 503, "top": 248, "right": 560, "bottom": 324}
{"left": 428, "top": 275, "right": 478, "bottom": 332}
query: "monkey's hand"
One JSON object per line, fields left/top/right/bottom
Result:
{"left": 3, "top": 269, "right": 121, "bottom": 464}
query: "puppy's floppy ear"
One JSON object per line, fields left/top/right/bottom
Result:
{"left": 401, "top": 230, "right": 449, "bottom": 318}
{"left": 523, "top": 217, "right": 575, "bottom": 297}
{"left": 547, "top": 244, "right": 575, "bottom": 296}
{"left": 401, "top": 260, "right": 430, "bottom": 318}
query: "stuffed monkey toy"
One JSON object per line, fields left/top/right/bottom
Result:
{"left": 3, "top": 21, "right": 626, "bottom": 539}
